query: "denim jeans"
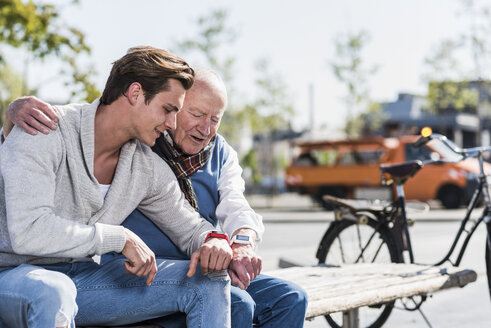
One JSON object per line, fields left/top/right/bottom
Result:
{"left": 0, "top": 258, "right": 230, "bottom": 328}
{"left": 153, "top": 274, "right": 308, "bottom": 328}
{"left": 231, "top": 274, "right": 307, "bottom": 328}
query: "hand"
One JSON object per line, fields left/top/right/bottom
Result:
{"left": 121, "top": 228, "right": 157, "bottom": 286}
{"left": 228, "top": 244, "right": 262, "bottom": 290}
{"left": 187, "top": 237, "right": 232, "bottom": 277}
{"left": 6, "top": 96, "right": 58, "bottom": 136}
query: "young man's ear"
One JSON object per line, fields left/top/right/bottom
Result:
{"left": 126, "top": 82, "right": 143, "bottom": 105}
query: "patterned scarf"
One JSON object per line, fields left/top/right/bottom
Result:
{"left": 152, "top": 131, "right": 215, "bottom": 211}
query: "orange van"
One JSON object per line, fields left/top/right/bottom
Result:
{"left": 284, "top": 135, "right": 490, "bottom": 209}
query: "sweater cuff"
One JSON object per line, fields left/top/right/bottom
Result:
{"left": 196, "top": 230, "right": 212, "bottom": 250}
{"left": 95, "top": 223, "right": 126, "bottom": 254}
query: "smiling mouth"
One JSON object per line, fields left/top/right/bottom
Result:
{"left": 154, "top": 128, "right": 163, "bottom": 137}
{"left": 191, "top": 135, "right": 205, "bottom": 143}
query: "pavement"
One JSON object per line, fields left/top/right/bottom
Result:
{"left": 247, "top": 192, "right": 486, "bottom": 223}
{"left": 248, "top": 192, "right": 491, "bottom": 327}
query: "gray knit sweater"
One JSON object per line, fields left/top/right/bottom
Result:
{"left": 0, "top": 100, "right": 213, "bottom": 267}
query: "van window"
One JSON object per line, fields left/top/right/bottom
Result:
{"left": 296, "top": 147, "right": 385, "bottom": 166}
{"left": 294, "top": 153, "right": 318, "bottom": 166}
{"left": 405, "top": 144, "right": 433, "bottom": 161}
{"left": 337, "top": 150, "right": 384, "bottom": 165}
{"left": 311, "top": 150, "right": 337, "bottom": 165}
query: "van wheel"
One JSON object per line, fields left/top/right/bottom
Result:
{"left": 437, "top": 185, "right": 463, "bottom": 209}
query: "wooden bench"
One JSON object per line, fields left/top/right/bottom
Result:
{"left": 268, "top": 263, "right": 477, "bottom": 327}
{"left": 82, "top": 263, "right": 476, "bottom": 328}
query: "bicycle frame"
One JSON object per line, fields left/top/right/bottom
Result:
{"left": 392, "top": 184, "right": 415, "bottom": 263}
{"left": 395, "top": 135, "right": 491, "bottom": 267}
{"left": 316, "top": 132, "right": 491, "bottom": 328}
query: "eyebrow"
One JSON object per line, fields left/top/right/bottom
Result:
{"left": 166, "top": 103, "right": 180, "bottom": 112}
{"left": 189, "top": 107, "right": 222, "bottom": 118}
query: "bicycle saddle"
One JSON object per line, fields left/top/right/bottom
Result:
{"left": 380, "top": 160, "right": 424, "bottom": 185}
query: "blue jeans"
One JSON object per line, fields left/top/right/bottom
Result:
{"left": 231, "top": 274, "right": 307, "bottom": 327}
{"left": 0, "top": 258, "right": 230, "bottom": 328}
{"left": 154, "top": 274, "right": 308, "bottom": 328}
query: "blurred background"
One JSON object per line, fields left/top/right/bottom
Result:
{"left": 2, "top": 0, "right": 491, "bottom": 201}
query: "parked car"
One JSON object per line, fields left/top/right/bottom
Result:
{"left": 284, "top": 135, "right": 490, "bottom": 209}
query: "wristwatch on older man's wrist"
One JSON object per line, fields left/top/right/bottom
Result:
{"left": 230, "top": 234, "right": 253, "bottom": 246}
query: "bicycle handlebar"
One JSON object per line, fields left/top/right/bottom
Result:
{"left": 413, "top": 135, "right": 432, "bottom": 148}
{"left": 414, "top": 133, "right": 491, "bottom": 160}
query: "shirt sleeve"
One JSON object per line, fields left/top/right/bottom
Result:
{"left": 0, "top": 127, "right": 126, "bottom": 258}
{"left": 137, "top": 153, "right": 215, "bottom": 257}
{"left": 215, "top": 146, "right": 265, "bottom": 243}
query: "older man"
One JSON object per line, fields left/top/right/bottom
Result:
{"left": 6, "top": 68, "right": 308, "bottom": 327}
{"left": 0, "top": 48, "right": 232, "bottom": 328}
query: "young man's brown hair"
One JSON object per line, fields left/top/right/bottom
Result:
{"left": 100, "top": 46, "right": 195, "bottom": 105}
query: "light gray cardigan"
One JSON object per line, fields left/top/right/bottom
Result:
{"left": 0, "top": 100, "right": 213, "bottom": 267}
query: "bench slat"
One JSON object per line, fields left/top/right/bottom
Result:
{"left": 265, "top": 263, "right": 477, "bottom": 319}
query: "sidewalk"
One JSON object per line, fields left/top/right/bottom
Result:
{"left": 247, "top": 192, "right": 483, "bottom": 223}
{"left": 246, "top": 192, "right": 317, "bottom": 210}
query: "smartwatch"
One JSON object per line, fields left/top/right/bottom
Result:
{"left": 205, "top": 230, "right": 230, "bottom": 244}
{"left": 230, "top": 234, "right": 253, "bottom": 246}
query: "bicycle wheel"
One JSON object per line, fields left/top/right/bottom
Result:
{"left": 486, "top": 237, "right": 491, "bottom": 300}
{"left": 316, "top": 215, "right": 402, "bottom": 328}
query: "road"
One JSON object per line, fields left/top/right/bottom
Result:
{"left": 251, "top": 194, "right": 491, "bottom": 328}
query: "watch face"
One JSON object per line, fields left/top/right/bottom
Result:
{"left": 235, "top": 235, "right": 250, "bottom": 241}
{"left": 232, "top": 234, "right": 252, "bottom": 245}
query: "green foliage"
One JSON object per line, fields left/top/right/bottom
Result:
{"left": 0, "top": 63, "right": 33, "bottom": 124}
{"left": 427, "top": 81, "right": 479, "bottom": 114}
{"left": 0, "top": 0, "right": 89, "bottom": 61}
{"left": 0, "top": 0, "right": 98, "bottom": 106}
{"left": 175, "top": 9, "right": 236, "bottom": 88}
{"left": 240, "top": 149, "right": 261, "bottom": 184}
{"left": 459, "top": 0, "right": 491, "bottom": 79}
{"left": 422, "top": 1, "right": 491, "bottom": 117}
{"left": 330, "top": 30, "right": 378, "bottom": 137}
{"left": 343, "top": 102, "right": 385, "bottom": 137}
{"left": 63, "top": 55, "right": 100, "bottom": 103}
{"left": 247, "top": 58, "right": 294, "bottom": 132}
{"left": 175, "top": 8, "right": 295, "bottom": 145}
{"left": 423, "top": 39, "right": 463, "bottom": 81}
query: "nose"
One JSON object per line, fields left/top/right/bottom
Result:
{"left": 197, "top": 118, "right": 211, "bottom": 136}
{"left": 164, "top": 112, "right": 177, "bottom": 131}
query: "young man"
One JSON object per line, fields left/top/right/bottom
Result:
{"left": 6, "top": 68, "right": 308, "bottom": 327}
{"left": 0, "top": 47, "right": 232, "bottom": 328}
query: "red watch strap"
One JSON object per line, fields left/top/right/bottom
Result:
{"left": 205, "top": 231, "right": 230, "bottom": 244}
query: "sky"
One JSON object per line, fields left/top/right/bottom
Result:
{"left": 10, "top": 0, "right": 485, "bottom": 132}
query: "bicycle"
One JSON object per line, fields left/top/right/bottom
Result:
{"left": 315, "top": 128, "right": 491, "bottom": 328}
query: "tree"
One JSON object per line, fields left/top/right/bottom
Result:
{"left": 423, "top": 38, "right": 479, "bottom": 114}
{"left": 175, "top": 9, "right": 295, "bottom": 141}
{"left": 422, "top": 0, "right": 491, "bottom": 142}
{"left": 240, "top": 148, "right": 261, "bottom": 185}
{"left": 174, "top": 8, "right": 236, "bottom": 93}
{"left": 237, "top": 58, "right": 294, "bottom": 134}
{"left": 0, "top": 0, "right": 99, "bottom": 123}
{"left": 0, "top": 63, "right": 32, "bottom": 112}
{"left": 330, "top": 30, "right": 378, "bottom": 137}
{"left": 345, "top": 102, "right": 385, "bottom": 137}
